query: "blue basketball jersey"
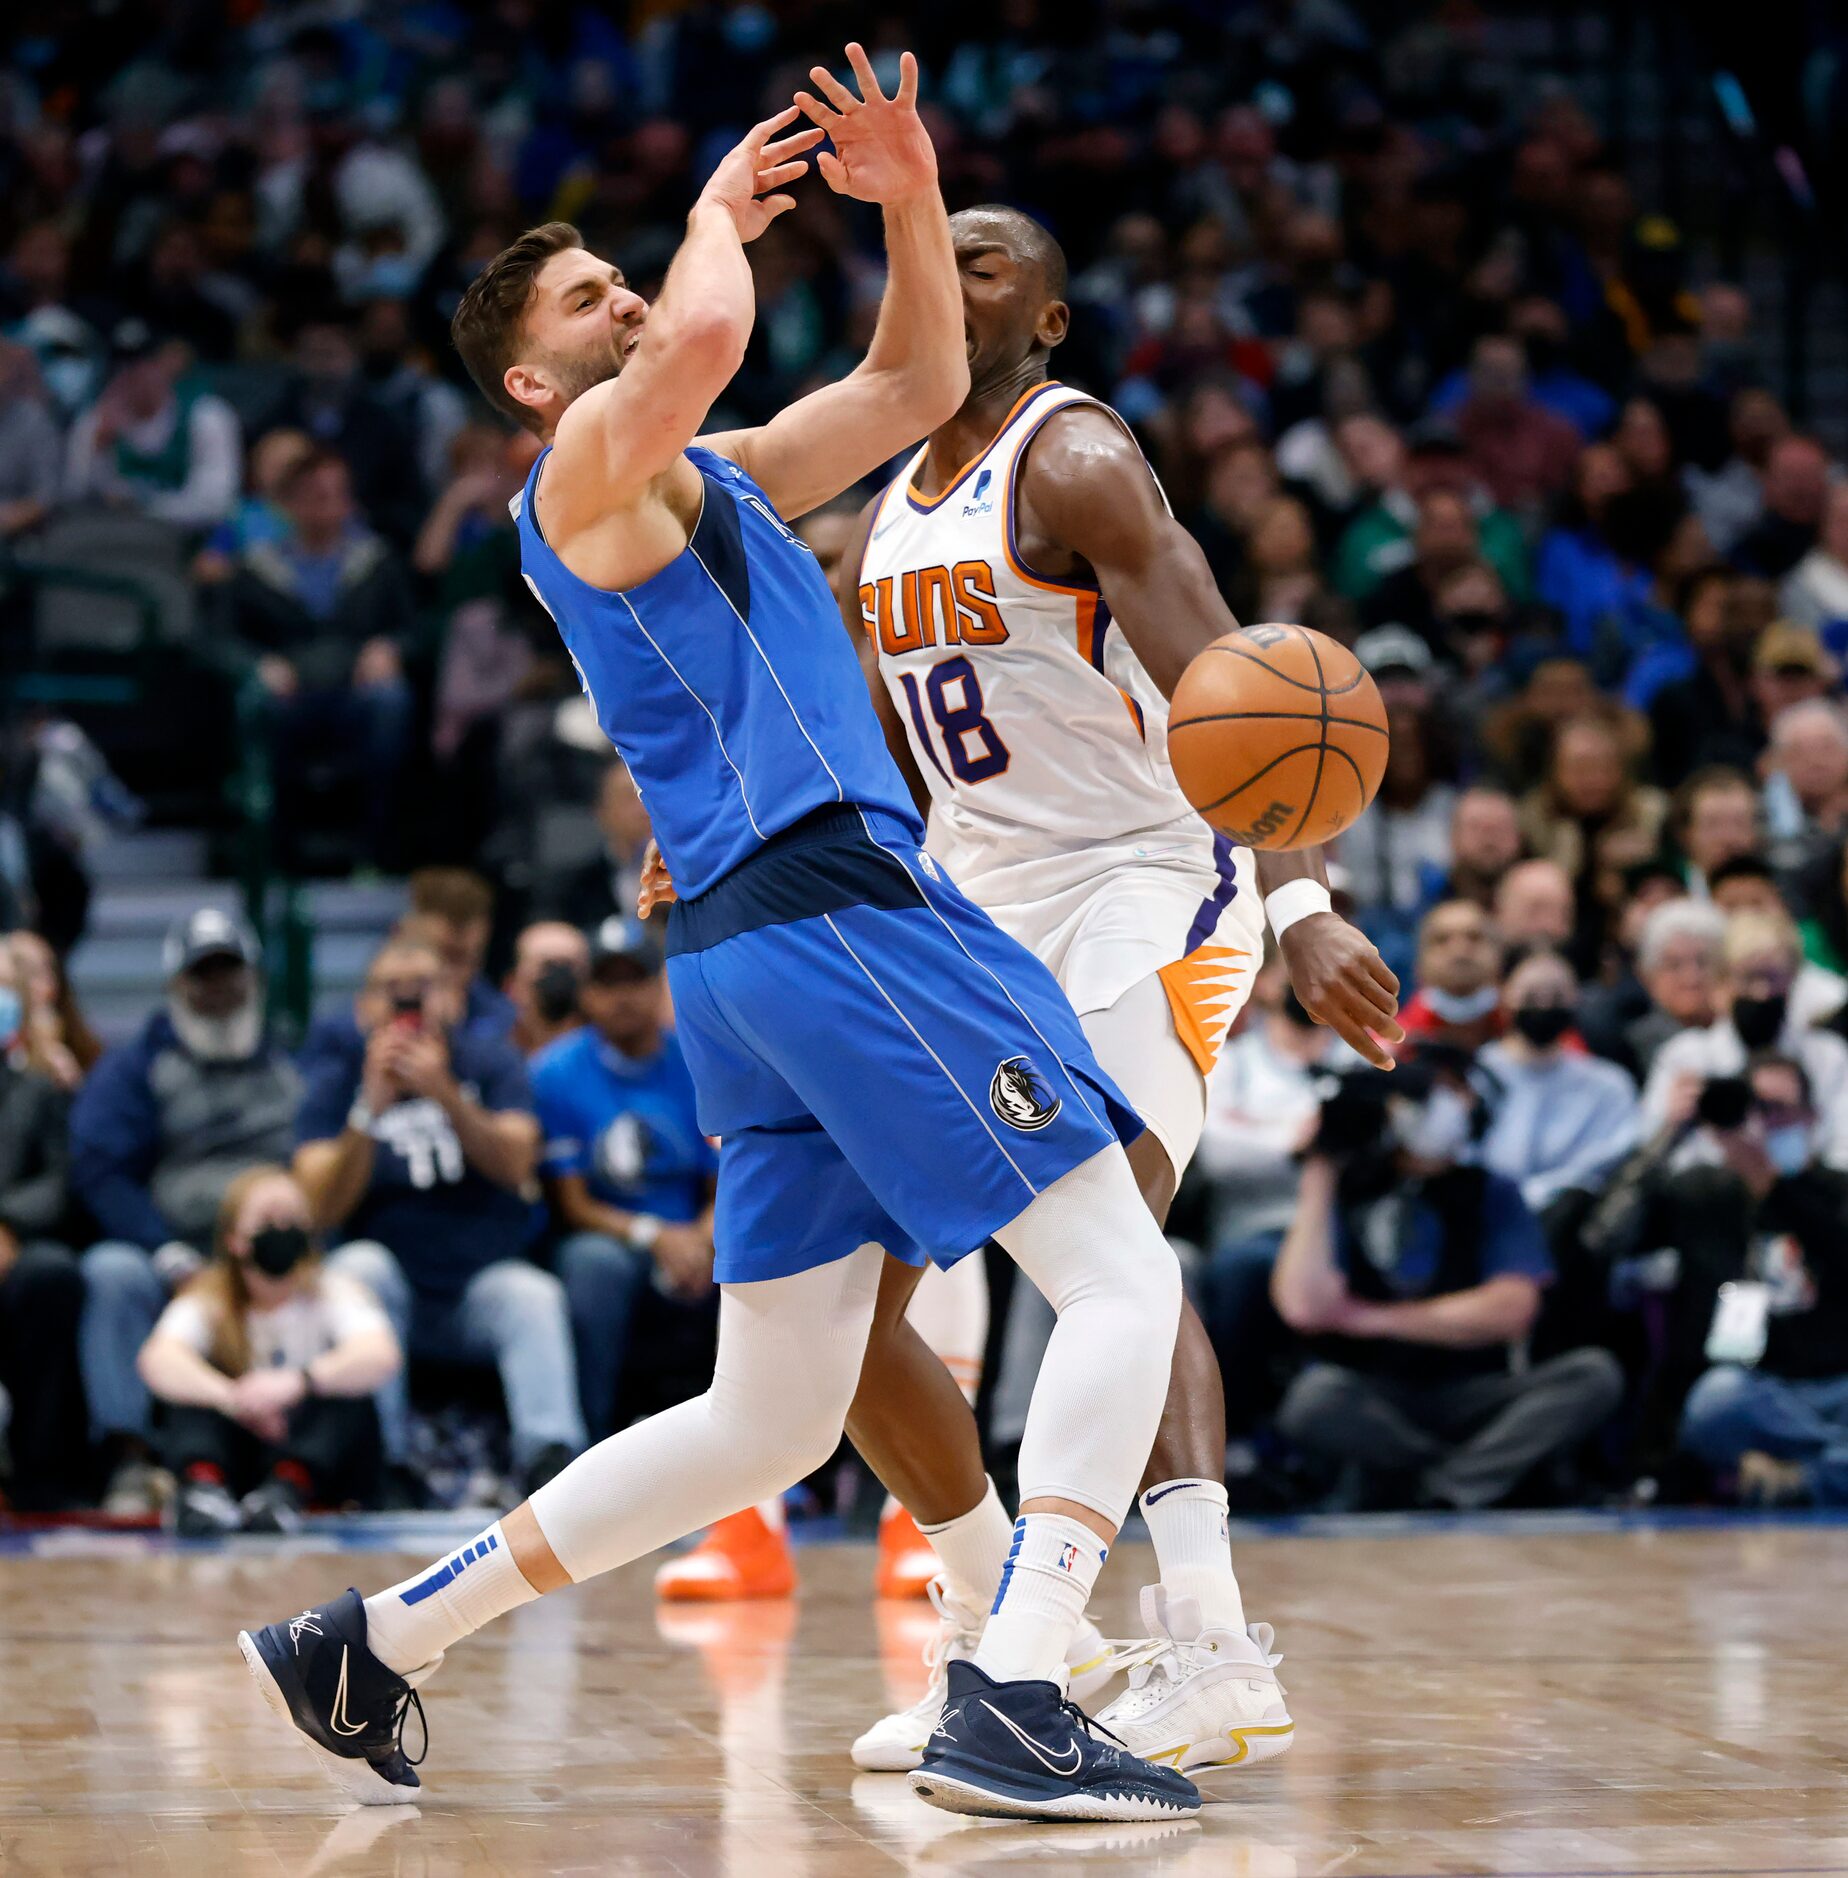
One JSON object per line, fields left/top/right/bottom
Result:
{"left": 513, "top": 444, "right": 917, "bottom": 898}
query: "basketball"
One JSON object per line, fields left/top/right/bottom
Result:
{"left": 1165, "top": 623, "right": 1389, "bottom": 850}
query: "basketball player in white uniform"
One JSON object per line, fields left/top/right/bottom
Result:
{"left": 830, "top": 205, "right": 1404, "bottom": 1774}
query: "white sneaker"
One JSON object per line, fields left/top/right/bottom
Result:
{"left": 850, "top": 1579, "right": 1124, "bottom": 1773}
{"left": 1096, "top": 1585, "right": 1294, "bottom": 1775}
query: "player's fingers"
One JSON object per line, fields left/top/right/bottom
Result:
{"left": 896, "top": 49, "right": 920, "bottom": 108}
{"left": 761, "top": 127, "right": 825, "bottom": 164}
{"left": 1339, "top": 970, "right": 1401, "bottom": 1026}
{"left": 809, "top": 64, "right": 860, "bottom": 113}
{"left": 791, "top": 89, "right": 841, "bottom": 131}
{"left": 1323, "top": 1004, "right": 1397, "bottom": 1071}
{"left": 756, "top": 160, "right": 813, "bottom": 191}
{"left": 747, "top": 104, "right": 802, "bottom": 147}
{"left": 757, "top": 192, "right": 798, "bottom": 225}
{"left": 815, "top": 150, "right": 849, "bottom": 192}
{"left": 844, "top": 41, "right": 885, "bottom": 102}
{"left": 1364, "top": 952, "right": 1402, "bottom": 1002}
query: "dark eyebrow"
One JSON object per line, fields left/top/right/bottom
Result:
{"left": 559, "top": 277, "right": 603, "bottom": 302}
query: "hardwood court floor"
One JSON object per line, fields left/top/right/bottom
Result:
{"left": 3, "top": 1519, "right": 1847, "bottom": 1876}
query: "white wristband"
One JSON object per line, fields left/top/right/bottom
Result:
{"left": 1264, "top": 878, "right": 1333, "bottom": 941}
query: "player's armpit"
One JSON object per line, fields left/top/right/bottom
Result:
{"left": 1014, "top": 406, "right": 1234, "bottom": 697}
{"left": 834, "top": 493, "right": 931, "bottom": 813}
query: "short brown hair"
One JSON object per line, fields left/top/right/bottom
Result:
{"left": 407, "top": 866, "right": 494, "bottom": 927}
{"left": 451, "top": 222, "right": 582, "bottom": 432}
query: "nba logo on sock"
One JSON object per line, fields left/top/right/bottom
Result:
{"left": 1057, "top": 1542, "right": 1080, "bottom": 1572}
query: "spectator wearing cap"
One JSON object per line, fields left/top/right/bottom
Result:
{"left": 504, "top": 921, "right": 590, "bottom": 1060}
{"left": 226, "top": 447, "right": 417, "bottom": 872}
{"left": 1780, "top": 484, "right": 1848, "bottom": 638}
{"left": 70, "top": 908, "right": 302, "bottom": 1516}
{"left": 532, "top": 918, "right": 717, "bottom": 1442}
{"left": 1643, "top": 910, "right": 1848, "bottom": 1166}
{"left": 294, "top": 932, "right": 581, "bottom": 1494}
{"left": 0, "top": 940, "right": 87, "bottom": 1509}
{"left": 1751, "top": 623, "right": 1834, "bottom": 731}
{"left": 1399, "top": 899, "right": 1505, "bottom": 1052}
{"left": 63, "top": 323, "right": 240, "bottom": 531}
{"left": 1477, "top": 948, "right": 1641, "bottom": 1216}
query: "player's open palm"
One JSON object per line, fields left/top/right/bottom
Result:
{"left": 795, "top": 43, "right": 934, "bottom": 204}
{"left": 697, "top": 107, "right": 826, "bottom": 243}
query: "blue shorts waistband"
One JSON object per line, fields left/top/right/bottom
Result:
{"left": 666, "top": 803, "right": 927, "bottom": 956}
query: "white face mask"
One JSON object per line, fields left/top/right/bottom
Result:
{"left": 167, "top": 993, "right": 262, "bottom": 1062}
{"left": 1423, "top": 983, "right": 1501, "bottom": 1025}
{"left": 1395, "top": 1085, "right": 1474, "bottom": 1163}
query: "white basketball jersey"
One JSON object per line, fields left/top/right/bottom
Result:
{"left": 858, "top": 381, "right": 1262, "bottom": 1071}
{"left": 861, "top": 382, "right": 1225, "bottom": 878}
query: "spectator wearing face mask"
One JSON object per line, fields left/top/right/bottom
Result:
{"left": 1673, "top": 1056, "right": 1848, "bottom": 1506}
{"left": 504, "top": 921, "right": 590, "bottom": 1060}
{"left": 1704, "top": 855, "right": 1846, "bottom": 1028}
{"left": 1399, "top": 899, "right": 1505, "bottom": 1052}
{"left": 1642, "top": 911, "right": 1848, "bottom": 1165}
{"left": 70, "top": 909, "right": 302, "bottom": 1516}
{"left": 1477, "top": 949, "right": 1641, "bottom": 1216}
{"left": 532, "top": 919, "right": 716, "bottom": 1442}
{"left": 1270, "top": 1069, "right": 1624, "bottom": 1509}
{"left": 137, "top": 1165, "right": 400, "bottom": 1535}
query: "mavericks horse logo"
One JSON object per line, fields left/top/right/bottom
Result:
{"left": 990, "top": 1055, "right": 1061, "bottom": 1132}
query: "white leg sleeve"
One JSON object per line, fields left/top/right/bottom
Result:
{"left": 992, "top": 1145, "right": 1183, "bottom": 1528}
{"left": 1079, "top": 970, "right": 1208, "bottom": 1183}
{"left": 528, "top": 1245, "right": 885, "bottom": 1583}
{"left": 902, "top": 1254, "right": 989, "bottom": 1404}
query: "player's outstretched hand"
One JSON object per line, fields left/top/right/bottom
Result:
{"left": 1279, "top": 912, "right": 1404, "bottom": 1072}
{"left": 696, "top": 106, "right": 826, "bottom": 243}
{"left": 794, "top": 43, "right": 935, "bottom": 204}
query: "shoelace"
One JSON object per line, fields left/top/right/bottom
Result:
{"left": 918, "top": 1576, "right": 984, "bottom": 1685}
{"left": 387, "top": 1684, "right": 429, "bottom": 1768}
{"left": 1099, "top": 1621, "right": 1284, "bottom": 1711}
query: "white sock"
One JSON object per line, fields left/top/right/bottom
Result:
{"left": 362, "top": 1520, "right": 538, "bottom": 1678}
{"left": 973, "top": 1513, "right": 1107, "bottom": 1685}
{"left": 918, "top": 1476, "right": 1014, "bottom": 1615}
{"left": 1141, "top": 1478, "right": 1245, "bottom": 1635}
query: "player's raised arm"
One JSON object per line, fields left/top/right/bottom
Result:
{"left": 703, "top": 45, "right": 969, "bottom": 519}
{"left": 541, "top": 111, "right": 822, "bottom": 527}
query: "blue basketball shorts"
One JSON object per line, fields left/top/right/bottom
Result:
{"left": 664, "top": 806, "right": 1142, "bottom": 1284}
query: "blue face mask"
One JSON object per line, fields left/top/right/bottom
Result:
{"left": 1764, "top": 1123, "right": 1812, "bottom": 1176}
{"left": 0, "top": 985, "right": 20, "bottom": 1049}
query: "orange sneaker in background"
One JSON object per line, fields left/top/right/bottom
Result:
{"left": 655, "top": 1506, "right": 797, "bottom": 1602}
{"left": 874, "top": 1503, "right": 938, "bottom": 1600}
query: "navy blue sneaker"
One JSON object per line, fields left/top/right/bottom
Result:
{"left": 237, "top": 1589, "right": 427, "bottom": 1805}
{"left": 908, "top": 1658, "right": 1201, "bottom": 1821}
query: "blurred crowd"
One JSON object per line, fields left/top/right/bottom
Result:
{"left": 3, "top": 1, "right": 1848, "bottom": 1524}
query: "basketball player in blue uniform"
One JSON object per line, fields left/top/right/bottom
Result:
{"left": 236, "top": 47, "right": 1198, "bottom": 1824}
